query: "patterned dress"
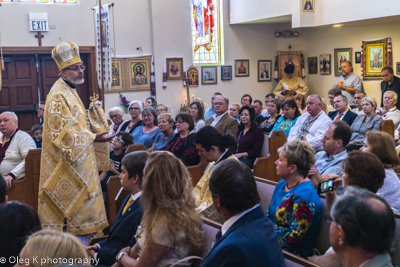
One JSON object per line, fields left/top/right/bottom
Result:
{"left": 267, "top": 179, "right": 321, "bottom": 257}
{"left": 165, "top": 133, "right": 199, "bottom": 166}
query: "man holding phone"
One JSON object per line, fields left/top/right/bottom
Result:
{"left": 308, "top": 121, "right": 352, "bottom": 195}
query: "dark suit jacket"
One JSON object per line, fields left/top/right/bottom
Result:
{"left": 200, "top": 206, "right": 285, "bottom": 267}
{"left": 97, "top": 195, "right": 143, "bottom": 265}
{"left": 328, "top": 110, "right": 358, "bottom": 126}
{"left": 205, "top": 112, "right": 238, "bottom": 139}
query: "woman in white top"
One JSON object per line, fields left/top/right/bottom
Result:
{"left": 113, "top": 151, "right": 203, "bottom": 267}
{"left": 361, "top": 131, "right": 400, "bottom": 213}
{"left": 189, "top": 101, "right": 205, "bottom": 133}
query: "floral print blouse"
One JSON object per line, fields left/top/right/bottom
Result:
{"left": 267, "top": 179, "right": 321, "bottom": 257}
{"left": 165, "top": 133, "right": 199, "bottom": 166}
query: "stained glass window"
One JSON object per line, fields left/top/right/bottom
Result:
{"left": 191, "top": 0, "right": 223, "bottom": 65}
{"left": 16, "top": 0, "right": 78, "bottom": 3}
{"left": 54, "top": 0, "right": 77, "bottom": 4}
{"left": 0, "top": 0, "right": 13, "bottom": 2}
{"left": 19, "top": 0, "right": 49, "bottom": 2}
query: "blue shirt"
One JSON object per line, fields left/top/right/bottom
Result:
{"left": 204, "top": 107, "right": 215, "bottom": 121}
{"left": 315, "top": 150, "right": 347, "bottom": 195}
{"left": 153, "top": 131, "right": 176, "bottom": 150}
{"left": 131, "top": 126, "right": 160, "bottom": 149}
{"left": 270, "top": 116, "right": 299, "bottom": 136}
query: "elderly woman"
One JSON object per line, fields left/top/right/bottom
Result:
{"left": 165, "top": 114, "right": 199, "bottom": 166}
{"left": 271, "top": 99, "right": 301, "bottom": 136}
{"left": 190, "top": 101, "right": 205, "bottom": 132}
{"left": 260, "top": 98, "right": 281, "bottom": 133}
{"left": 131, "top": 107, "right": 160, "bottom": 149}
{"left": 228, "top": 103, "right": 240, "bottom": 121}
{"left": 120, "top": 100, "right": 144, "bottom": 134}
{"left": 231, "top": 106, "right": 264, "bottom": 168}
{"left": 347, "top": 95, "right": 382, "bottom": 151}
{"left": 268, "top": 139, "right": 321, "bottom": 258}
{"left": 113, "top": 151, "right": 203, "bottom": 267}
{"left": 150, "top": 113, "right": 176, "bottom": 151}
{"left": 108, "top": 106, "right": 128, "bottom": 136}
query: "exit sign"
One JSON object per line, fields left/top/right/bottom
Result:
{"left": 29, "top": 13, "right": 48, "bottom": 32}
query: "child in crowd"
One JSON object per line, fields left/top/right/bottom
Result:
{"left": 31, "top": 124, "right": 43, "bottom": 148}
{"left": 100, "top": 131, "right": 134, "bottom": 192}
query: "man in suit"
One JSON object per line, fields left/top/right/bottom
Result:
{"left": 201, "top": 159, "right": 285, "bottom": 267}
{"left": 205, "top": 95, "right": 238, "bottom": 138}
{"left": 328, "top": 94, "right": 357, "bottom": 126}
{"left": 86, "top": 151, "right": 148, "bottom": 266}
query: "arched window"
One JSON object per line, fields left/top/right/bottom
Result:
{"left": 14, "top": 0, "right": 78, "bottom": 4}
{"left": 191, "top": 0, "right": 223, "bottom": 65}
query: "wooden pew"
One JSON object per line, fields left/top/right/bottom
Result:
{"left": 380, "top": 119, "right": 395, "bottom": 139}
{"left": 106, "top": 175, "right": 130, "bottom": 229}
{"left": 188, "top": 155, "right": 208, "bottom": 187}
{"left": 253, "top": 130, "right": 286, "bottom": 182}
{"left": 7, "top": 149, "right": 41, "bottom": 211}
{"left": 125, "top": 143, "right": 147, "bottom": 155}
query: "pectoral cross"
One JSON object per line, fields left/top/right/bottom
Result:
{"left": 35, "top": 31, "right": 44, "bottom": 47}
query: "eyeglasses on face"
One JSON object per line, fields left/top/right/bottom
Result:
{"left": 129, "top": 107, "right": 140, "bottom": 111}
{"left": 176, "top": 120, "right": 187, "bottom": 124}
{"left": 66, "top": 65, "right": 86, "bottom": 71}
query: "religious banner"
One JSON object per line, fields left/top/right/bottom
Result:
{"left": 93, "top": 4, "right": 112, "bottom": 91}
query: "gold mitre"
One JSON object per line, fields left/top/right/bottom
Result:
{"left": 51, "top": 41, "right": 83, "bottom": 71}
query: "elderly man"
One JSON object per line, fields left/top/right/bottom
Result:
{"left": 109, "top": 107, "right": 128, "bottom": 136}
{"left": 333, "top": 61, "right": 364, "bottom": 108}
{"left": 200, "top": 159, "right": 285, "bottom": 267}
{"left": 329, "top": 187, "right": 395, "bottom": 267}
{"left": 204, "top": 92, "right": 222, "bottom": 121}
{"left": 240, "top": 94, "right": 252, "bottom": 107}
{"left": 328, "top": 95, "right": 357, "bottom": 126}
{"left": 288, "top": 95, "right": 332, "bottom": 151}
{"left": 39, "top": 41, "right": 112, "bottom": 242}
{"left": 205, "top": 95, "right": 238, "bottom": 138}
{"left": 376, "top": 90, "right": 400, "bottom": 129}
{"left": 0, "top": 112, "right": 36, "bottom": 189}
{"left": 273, "top": 63, "right": 309, "bottom": 96}
{"left": 37, "top": 101, "right": 45, "bottom": 124}
{"left": 309, "top": 121, "right": 351, "bottom": 195}
{"left": 381, "top": 66, "right": 400, "bottom": 110}
{"left": 251, "top": 100, "right": 264, "bottom": 125}
{"left": 351, "top": 91, "right": 365, "bottom": 115}
{"left": 261, "top": 93, "right": 274, "bottom": 117}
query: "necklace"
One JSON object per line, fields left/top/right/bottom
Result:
{"left": 286, "top": 180, "right": 301, "bottom": 190}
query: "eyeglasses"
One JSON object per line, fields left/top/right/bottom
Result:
{"left": 65, "top": 65, "right": 86, "bottom": 71}
{"left": 113, "top": 137, "right": 125, "bottom": 145}
{"left": 157, "top": 109, "right": 166, "bottom": 113}
{"left": 176, "top": 120, "right": 187, "bottom": 124}
{"left": 214, "top": 102, "right": 225, "bottom": 106}
{"left": 37, "top": 108, "right": 44, "bottom": 111}
{"left": 129, "top": 107, "right": 140, "bottom": 111}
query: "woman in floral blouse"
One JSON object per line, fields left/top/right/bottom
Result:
{"left": 267, "top": 139, "right": 321, "bottom": 258}
{"left": 260, "top": 98, "right": 281, "bottom": 133}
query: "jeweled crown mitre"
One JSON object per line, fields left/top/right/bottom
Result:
{"left": 51, "top": 41, "right": 83, "bottom": 71}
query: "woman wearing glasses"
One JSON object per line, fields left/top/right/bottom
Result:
{"left": 165, "top": 114, "right": 199, "bottom": 166}
{"left": 120, "top": 100, "right": 144, "bottom": 134}
{"left": 131, "top": 107, "right": 160, "bottom": 149}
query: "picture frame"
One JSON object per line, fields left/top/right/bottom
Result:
{"left": 302, "top": 0, "right": 314, "bottom": 12}
{"left": 221, "top": 66, "right": 232, "bottom": 80}
{"left": 201, "top": 66, "right": 218, "bottom": 85}
{"left": 126, "top": 56, "right": 152, "bottom": 91}
{"left": 166, "top": 58, "right": 183, "bottom": 80}
{"left": 362, "top": 38, "right": 389, "bottom": 80}
{"left": 258, "top": 60, "right": 272, "bottom": 82}
{"left": 334, "top": 48, "right": 352, "bottom": 77}
{"left": 355, "top": 52, "right": 361, "bottom": 64}
{"left": 319, "top": 54, "right": 331, "bottom": 75}
{"left": 397, "top": 62, "right": 400, "bottom": 75}
{"left": 111, "top": 58, "right": 123, "bottom": 91}
{"left": 187, "top": 66, "right": 199, "bottom": 86}
{"left": 308, "top": 57, "right": 318, "bottom": 74}
{"left": 235, "top": 59, "right": 249, "bottom": 77}
{"left": 277, "top": 51, "right": 303, "bottom": 80}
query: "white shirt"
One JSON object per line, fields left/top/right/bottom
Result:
{"left": 333, "top": 109, "right": 348, "bottom": 121}
{"left": 261, "top": 109, "right": 269, "bottom": 117}
{"left": 221, "top": 204, "right": 259, "bottom": 235}
{"left": 376, "top": 106, "right": 400, "bottom": 129}
{"left": 351, "top": 108, "right": 364, "bottom": 115}
{"left": 210, "top": 111, "right": 228, "bottom": 127}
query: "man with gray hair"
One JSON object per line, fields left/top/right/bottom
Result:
{"left": 288, "top": 95, "right": 332, "bottom": 151}
{"left": 108, "top": 106, "right": 128, "bottom": 136}
{"left": 376, "top": 90, "right": 400, "bottom": 129}
{"left": 205, "top": 95, "right": 238, "bottom": 138}
{"left": 329, "top": 186, "right": 395, "bottom": 267}
{"left": 0, "top": 112, "right": 36, "bottom": 189}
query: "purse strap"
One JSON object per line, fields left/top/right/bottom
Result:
{"left": 168, "top": 256, "right": 203, "bottom": 267}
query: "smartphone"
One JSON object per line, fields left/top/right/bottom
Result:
{"left": 317, "top": 180, "right": 334, "bottom": 194}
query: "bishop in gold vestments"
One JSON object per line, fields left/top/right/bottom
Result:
{"left": 38, "top": 41, "right": 110, "bottom": 237}
{"left": 273, "top": 63, "right": 309, "bottom": 97}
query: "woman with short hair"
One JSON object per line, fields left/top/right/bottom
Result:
{"left": 131, "top": 107, "right": 160, "bottom": 149}
{"left": 120, "top": 100, "right": 144, "bottom": 134}
{"left": 150, "top": 113, "right": 176, "bottom": 151}
{"left": 228, "top": 104, "right": 240, "bottom": 122}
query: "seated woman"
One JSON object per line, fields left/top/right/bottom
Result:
{"left": 113, "top": 151, "right": 203, "bottom": 267}
{"left": 267, "top": 139, "right": 321, "bottom": 258}
{"left": 15, "top": 229, "right": 90, "bottom": 267}
{"left": 120, "top": 100, "right": 144, "bottom": 134}
{"left": 131, "top": 107, "right": 160, "bottom": 149}
{"left": 108, "top": 107, "right": 128, "bottom": 136}
{"left": 231, "top": 106, "right": 264, "bottom": 168}
{"left": 151, "top": 113, "right": 176, "bottom": 151}
{"left": 228, "top": 103, "right": 240, "bottom": 122}
{"left": 295, "top": 94, "right": 306, "bottom": 115}
{"left": 260, "top": 98, "right": 281, "bottom": 133}
{"left": 361, "top": 131, "right": 400, "bottom": 213}
{"left": 190, "top": 101, "right": 205, "bottom": 132}
{"left": 0, "top": 202, "right": 41, "bottom": 267}
{"left": 271, "top": 99, "right": 301, "bottom": 136}
{"left": 347, "top": 95, "right": 382, "bottom": 151}
{"left": 165, "top": 114, "right": 199, "bottom": 166}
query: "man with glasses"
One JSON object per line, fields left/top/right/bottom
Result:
{"left": 205, "top": 95, "right": 238, "bottom": 138}
{"left": 204, "top": 92, "right": 222, "bottom": 121}
{"left": 39, "top": 41, "right": 114, "bottom": 243}
{"left": 37, "top": 101, "right": 45, "bottom": 125}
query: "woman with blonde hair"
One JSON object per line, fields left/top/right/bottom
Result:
{"left": 114, "top": 151, "right": 203, "bottom": 267}
{"left": 15, "top": 229, "right": 90, "bottom": 267}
